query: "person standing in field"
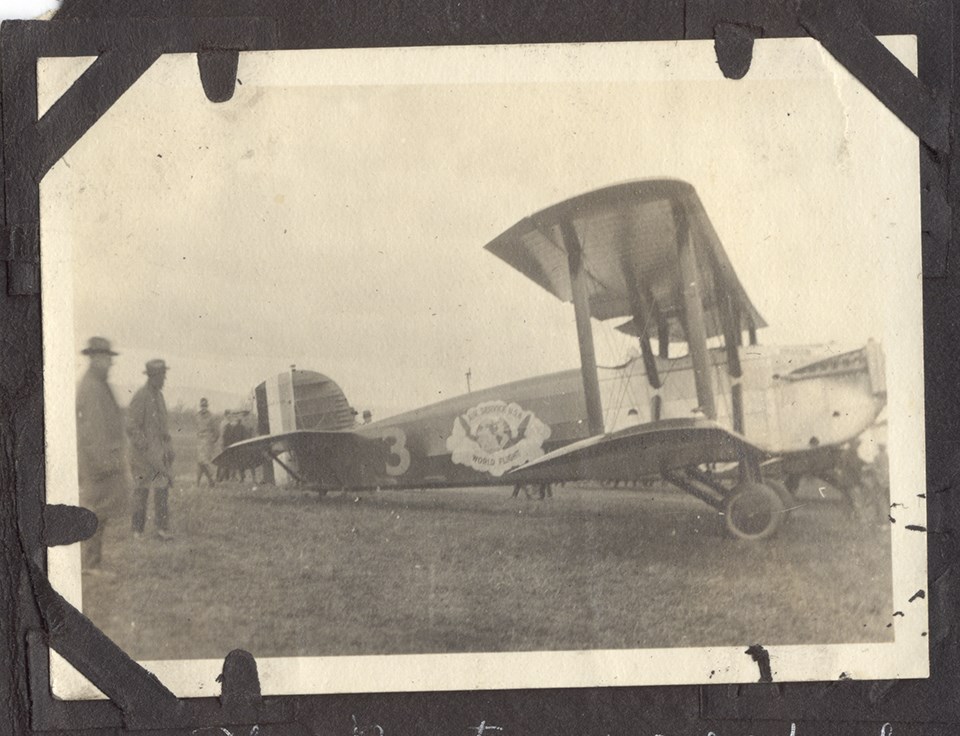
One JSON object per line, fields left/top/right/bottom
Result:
{"left": 230, "top": 415, "right": 250, "bottom": 481}
{"left": 217, "top": 411, "right": 235, "bottom": 482}
{"left": 829, "top": 437, "right": 874, "bottom": 525}
{"left": 861, "top": 441, "right": 891, "bottom": 526}
{"left": 127, "top": 359, "right": 175, "bottom": 540}
{"left": 75, "top": 336, "right": 126, "bottom": 577}
{"left": 196, "top": 398, "right": 220, "bottom": 487}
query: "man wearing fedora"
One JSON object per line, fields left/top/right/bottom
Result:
{"left": 127, "top": 358, "right": 176, "bottom": 540}
{"left": 76, "top": 337, "right": 126, "bottom": 576}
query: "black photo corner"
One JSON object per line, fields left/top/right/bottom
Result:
{"left": 0, "top": 0, "right": 957, "bottom": 734}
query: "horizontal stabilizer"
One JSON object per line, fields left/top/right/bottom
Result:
{"left": 214, "top": 430, "right": 371, "bottom": 487}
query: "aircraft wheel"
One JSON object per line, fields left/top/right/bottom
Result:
{"left": 525, "top": 484, "right": 547, "bottom": 500}
{"left": 516, "top": 483, "right": 551, "bottom": 500}
{"left": 724, "top": 482, "right": 785, "bottom": 541}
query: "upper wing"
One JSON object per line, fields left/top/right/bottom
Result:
{"left": 509, "top": 417, "right": 766, "bottom": 481}
{"left": 484, "top": 179, "right": 765, "bottom": 343}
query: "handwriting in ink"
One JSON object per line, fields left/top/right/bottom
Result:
{"left": 328, "top": 717, "right": 893, "bottom": 736}
{"left": 191, "top": 726, "right": 259, "bottom": 736}
{"left": 469, "top": 722, "right": 504, "bottom": 736}
{"left": 353, "top": 715, "right": 385, "bottom": 736}
{"left": 706, "top": 724, "right": 891, "bottom": 736}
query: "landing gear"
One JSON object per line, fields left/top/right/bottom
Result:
{"left": 301, "top": 483, "right": 328, "bottom": 498}
{"left": 764, "top": 478, "right": 796, "bottom": 514}
{"left": 512, "top": 483, "right": 552, "bottom": 500}
{"left": 664, "top": 464, "right": 788, "bottom": 540}
{"left": 723, "top": 482, "right": 785, "bottom": 540}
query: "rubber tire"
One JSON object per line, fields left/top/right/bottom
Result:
{"left": 724, "top": 481, "right": 785, "bottom": 541}
{"left": 302, "top": 484, "right": 328, "bottom": 498}
{"left": 524, "top": 483, "right": 551, "bottom": 500}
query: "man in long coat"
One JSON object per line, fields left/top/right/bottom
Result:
{"left": 217, "top": 412, "right": 235, "bottom": 482}
{"left": 127, "top": 359, "right": 175, "bottom": 539}
{"left": 76, "top": 336, "right": 126, "bottom": 574}
{"left": 196, "top": 398, "right": 220, "bottom": 487}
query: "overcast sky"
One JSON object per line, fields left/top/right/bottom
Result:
{"left": 40, "top": 39, "right": 920, "bottom": 417}
{"left": 0, "top": 0, "right": 58, "bottom": 20}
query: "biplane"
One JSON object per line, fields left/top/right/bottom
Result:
{"left": 216, "top": 179, "right": 887, "bottom": 540}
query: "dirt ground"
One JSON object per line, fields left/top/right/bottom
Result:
{"left": 79, "top": 479, "right": 894, "bottom": 662}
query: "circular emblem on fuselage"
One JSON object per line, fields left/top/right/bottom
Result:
{"left": 446, "top": 400, "right": 551, "bottom": 477}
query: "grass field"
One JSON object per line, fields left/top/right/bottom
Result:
{"left": 80, "top": 478, "right": 894, "bottom": 662}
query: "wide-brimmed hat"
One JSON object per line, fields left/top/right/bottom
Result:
{"left": 144, "top": 359, "right": 169, "bottom": 376}
{"left": 81, "top": 336, "right": 118, "bottom": 356}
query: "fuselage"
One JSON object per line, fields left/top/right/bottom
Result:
{"left": 597, "top": 341, "right": 887, "bottom": 454}
{"left": 343, "top": 341, "right": 886, "bottom": 486}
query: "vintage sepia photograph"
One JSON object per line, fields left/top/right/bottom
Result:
{"left": 41, "top": 37, "right": 927, "bottom": 697}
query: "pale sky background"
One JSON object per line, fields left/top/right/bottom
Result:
{"left": 0, "top": 0, "right": 59, "bottom": 20}
{"left": 40, "top": 39, "right": 920, "bottom": 417}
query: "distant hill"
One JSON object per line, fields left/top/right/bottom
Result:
{"left": 113, "top": 382, "right": 248, "bottom": 413}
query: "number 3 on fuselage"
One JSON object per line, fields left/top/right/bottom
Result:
{"left": 374, "top": 426, "right": 411, "bottom": 477}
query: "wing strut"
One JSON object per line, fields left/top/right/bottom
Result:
{"left": 676, "top": 209, "right": 717, "bottom": 420}
{"left": 264, "top": 448, "right": 303, "bottom": 483}
{"left": 561, "top": 221, "right": 605, "bottom": 436}
{"left": 621, "top": 258, "right": 662, "bottom": 390}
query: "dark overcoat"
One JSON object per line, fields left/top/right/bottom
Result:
{"left": 196, "top": 410, "right": 220, "bottom": 464}
{"left": 126, "top": 383, "right": 174, "bottom": 489}
{"left": 76, "top": 368, "right": 126, "bottom": 515}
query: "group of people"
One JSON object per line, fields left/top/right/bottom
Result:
{"left": 220, "top": 415, "right": 253, "bottom": 481}
{"left": 828, "top": 437, "right": 891, "bottom": 526}
{"left": 77, "top": 335, "right": 262, "bottom": 576}
{"left": 195, "top": 401, "right": 252, "bottom": 486}
{"left": 76, "top": 337, "right": 175, "bottom": 578}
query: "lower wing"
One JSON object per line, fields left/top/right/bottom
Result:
{"left": 509, "top": 417, "right": 766, "bottom": 482}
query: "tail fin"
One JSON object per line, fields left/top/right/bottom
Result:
{"left": 289, "top": 370, "right": 355, "bottom": 430}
